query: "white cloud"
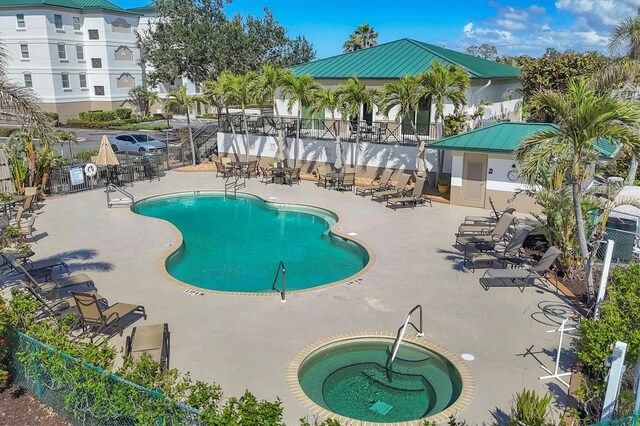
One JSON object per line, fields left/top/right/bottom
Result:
{"left": 496, "top": 19, "right": 527, "bottom": 30}
{"left": 503, "top": 7, "right": 528, "bottom": 21}
{"left": 555, "top": 0, "right": 640, "bottom": 27}
{"left": 463, "top": 22, "right": 474, "bottom": 34}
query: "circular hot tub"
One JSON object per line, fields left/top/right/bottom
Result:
{"left": 290, "top": 334, "right": 473, "bottom": 425}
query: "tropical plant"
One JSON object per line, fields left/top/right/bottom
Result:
{"left": 219, "top": 71, "right": 259, "bottom": 162}
{"left": 420, "top": 62, "right": 470, "bottom": 179}
{"left": 309, "top": 88, "right": 345, "bottom": 168}
{"left": 343, "top": 24, "right": 379, "bottom": 53}
{"left": 52, "top": 129, "right": 79, "bottom": 160}
{"left": 254, "top": 65, "right": 291, "bottom": 162}
{"left": 382, "top": 75, "right": 431, "bottom": 182}
{"left": 515, "top": 78, "right": 640, "bottom": 298}
{"left": 509, "top": 389, "right": 558, "bottom": 426}
{"left": 124, "top": 86, "right": 159, "bottom": 117}
{"left": 335, "top": 76, "right": 375, "bottom": 167}
{"left": 281, "top": 73, "right": 321, "bottom": 165}
{"left": 163, "top": 85, "right": 207, "bottom": 165}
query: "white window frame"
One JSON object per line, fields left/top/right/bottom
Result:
{"left": 73, "top": 16, "right": 81, "bottom": 31}
{"left": 57, "top": 43, "right": 67, "bottom": 60}
{"left": 16, "top": 14, "right": 25, "bottom": 29}
{"left": 79, "top": 73, "right": 87, "bottom": 89}
{"left": 76, "top": 44, "right": 84, "bottom": 61}
{"left": 54, "top": 14, "right": 63, "bottom": 29}
{"left": 23, "top": 73, "right": 32, "bottom": 88}
{"left": 20, "top": 43, "right": 29, "bottom": 59}
{"left": 61, "top": 73, "right": 70, "bottom": 89}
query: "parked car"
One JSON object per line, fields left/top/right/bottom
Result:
{"left": 108, "top": 134, "right": 167, "bottom": 153}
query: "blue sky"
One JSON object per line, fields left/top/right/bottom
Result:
{"left": 119, "top": 0, "right": 640, "bottom": 58}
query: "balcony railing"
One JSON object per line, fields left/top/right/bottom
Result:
{"left": 217, "top": 114, "right": 438, "bottom": 146}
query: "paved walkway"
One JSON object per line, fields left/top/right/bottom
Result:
{"left": 25, "top": 171, "right": 576, "bottom": 425}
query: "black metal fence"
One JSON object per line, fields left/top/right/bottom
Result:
{"left": 49, "top": 154, "right": 166, "bottom": 196}
{"left": 218, "top": 114, "right": 437, "bottom": 146}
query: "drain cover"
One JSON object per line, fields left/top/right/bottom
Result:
{"left": 370, "top": 401, "right": 393, "bottom": 415}
{"left": 461, "top": 353, "right": 475, "bottom": 361}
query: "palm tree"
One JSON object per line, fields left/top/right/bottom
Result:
{"left": 336, "top": 76, "right": 375, "bottom": 167}
{"left": 224, "top": 71, "right": 259, "bottom": 163}
{"left": 515, "top": 78, "right": 640, "bottom": 297}
{"left": 343, "top": 24, "right": 379, "bottom": 53}
{"left": 202, "top": 78, "right": 225, "bottom": 127}
{"left": 254, "top": 65, "right": 291, "bottom": 162}
{"left": 124, "top": 86, "right": 159, "bottom": 117}
{"left": 216, "top": 71, "right": 240, "bottom": 154}
{"left": 281, "top": 73, "right": 320, "bottom": 165}
{"left": 382, "top": 75, "right": 431, "bottom": 181}
{"left": 52, "top": 129, "right": 79, "bottom": 160}
{"left": 309, "top": 88, "right": 345, "bottom": 169}
{"left": 0, "top": 42, "right": 51, "bottom": 138}
{"left": 163, "top": 85, "right": 206, "bottom": 166}
{"left": 421, "top": 62, "right": 470, "bottom": 179}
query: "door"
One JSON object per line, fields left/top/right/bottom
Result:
{"left": 461, "top": 153, "right": 487, "bottom": 208}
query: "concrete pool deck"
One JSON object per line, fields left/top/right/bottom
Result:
{"left": 20, "top": 171, "right": 577, "bottom": 425}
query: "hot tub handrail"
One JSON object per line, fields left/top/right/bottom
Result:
{"left": 387, "top": 304, "right": 424, "bottom": 380}
{"left": 272, "top": 260, "right": 286, "bottom": 303}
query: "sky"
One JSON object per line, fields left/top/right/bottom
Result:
{"left": 118, "top": 0, "right": 640, "bottom": 59}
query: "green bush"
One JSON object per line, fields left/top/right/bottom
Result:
{"left": 44, "top": 112, "right": 60, "bottom": 126}
{"left": 0, "top": 127, "right": 18, "bottom": 137}
{"left": 76, "top": 150, "right": 98, "bottom": 161}
{"left": 79, "top": 110, "right": 117, "bottom": 122}
{"left": 115, "top": 108, "right": 132, "bottom": 120}
{"left": 109, "top": 123, "right": 171, "bottom": 131}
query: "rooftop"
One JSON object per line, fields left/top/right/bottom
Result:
{"left": 0, "top": 0, "right": 141, "bottom": 15}
{"left": 292, "top": 38, "right": 520, "bottom": 80}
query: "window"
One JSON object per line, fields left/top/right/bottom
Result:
{"left": 91, "top": 58, "right": 102, "bottom": 68}
{"left": 73, "top": 16, "right": 81, "bottom": 31}
{"left": 20, "top": 43, "right": 29, "bottom": 59}
{"left": 88, "top": 29, "right": 99, "bottom": 40}
{"left": 24, "top": 74, "right": 32, "bottom": 88}
{"left": 16, "top": 14, "right": 25, "bottom": 28}
{"left": 54, "top": 14, "right": 62, "bottom": 29}
{"left": 61, "top": 73, "right": 70, "bottom": 89}
{"left": 76, "top": 45, "right": 84, "bottom": 60}
{"left": 79, "top": 73, "right": 87, "bottom": 88}
{"left": 94, "top": 85, "right": 105, "bottom": 96}
{"left": 57, "top": 43, "right": 66, "bottom": 60}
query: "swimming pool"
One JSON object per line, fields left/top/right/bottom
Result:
{"left": 133, "top": 192, "right": 369, "bottom": 293}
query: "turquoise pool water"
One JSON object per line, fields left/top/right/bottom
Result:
{"left": 298, "top": 338, "right": 462, "bottom": 423}
{"left": 133, "top": 193, "right": 368, "bottom": 292}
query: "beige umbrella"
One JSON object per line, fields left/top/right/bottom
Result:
{"left": 94, "top": 135, "right": 119, "bottom": 166}
{"left": 0, "top": 147, "right": 16, "bottom": 194}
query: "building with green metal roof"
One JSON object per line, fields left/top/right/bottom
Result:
{"left": 0, "top": 0, "right": 140, "bottom": 15}
{"left": 427, "top": 122, "right": 619, "bottom": 211}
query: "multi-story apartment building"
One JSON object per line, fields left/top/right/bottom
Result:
{"left": 0, "top": 0, "right": 154, "bottom": 122}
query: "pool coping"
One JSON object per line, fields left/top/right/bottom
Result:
{"left": 130, "top": 189, "right": 377, "bottom": 297}
{"left": 286, "top": 332, "right": 474, "bottom": 426}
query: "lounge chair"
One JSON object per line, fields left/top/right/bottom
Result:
{"left": 455, "top": 213, "right": 515, "bottom": 249}
{"left": 71, "top": 291, "right": 147, "bottom": 340}
{"left": 386, "top": 178, "right": 431, "bottom": 209}
{"left": 14, "top": 262, "right": 93, "bottom": 294}
{"left": 463, "top": 197, "right": 515, "bottom": 224}
{"left": 464, "top": 226, "right": 532, "bottom": 272}
{"left": 372, "top": 174, "right": 411, "bottom": 202}
{"left": 18, "top": 279, "right": 106, "bottom": 317}
{"left": 125, "top": 323, "right": 170, "bottom": 372}
{"left": 336, "top": 172, "right": 355, "bottom": 191}
{"left": 480, "top": 246, "right": 561, "bottom": 291}
{"left": 355, "top": 169, "right": 393, "bottom": 197}
{"left": 2, "top": 253, "right": 69, "bottom": 277}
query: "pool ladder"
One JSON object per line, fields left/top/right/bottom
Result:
{"left": 106, "top": 184, "right": 134, "bottom": 209}
{"left": 272, "top": 260, "right": 286, "bottom": 303}
{"left": 224, "top": 175, "right": 245, "bottom": 198}
{"left": 386, "top": 305, "right": 424, "bottom": 381}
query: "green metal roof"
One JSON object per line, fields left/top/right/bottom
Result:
{"left": 429, "top": 122, "right": 620, "bottom": 160}
{"left": 127, "top": 2, "right": 155, "bottom": 13}
{"left": 292, "top": 38, "right": 520, "bottom": 80}
{"left": 0, "top": 0, "right": 140, "bottom": 14}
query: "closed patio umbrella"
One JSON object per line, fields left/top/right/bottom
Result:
{"left": 95, "top": 135, "right": 119, "bottom": 167}
{"left": 334, "top": 140, "right": 343, "bottom": 171}
{"left": 0, "top": 147, "right": 16, "bottom": 194}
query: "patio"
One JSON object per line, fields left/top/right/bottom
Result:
{"left": 20, "top": 171, "right": 576, "bottom": 424}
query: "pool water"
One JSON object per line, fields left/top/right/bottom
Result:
{"left": 133, "top": 193, "right": 368, "bottom": 292}
{"left": 298, "top": 338, "right": 462, "bottom": 423}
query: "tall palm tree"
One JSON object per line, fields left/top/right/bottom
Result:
{"left": 254, "top": 65, "right": 291, "bottom": 162}
{"left": 336, "top": 76, "right": 375, "bottom": 167}
{"left": 343, "top": 24, "right": 379, "bottom": 53}
{"left": 281, "top": 73, "right": 320, "bottom": 165}
{"left": 515, "top": 78, "right": 640, "bottom": 297}
{"left": 309, "top": 88, "right": 345, "bottom": 169}
{"left": 225, "top": 71, "right": 259, "bottom": 163}
{"left": 202, "top": 78, "right": 225, "bottom": 127}
{"left": 382, "top": 74, "right": 431, "bottom": 181}
{"left": 124, "top": 86, "right": 159, "bottom": 117}
{"left": 216, "top": 71, "right": 240, "bottom": 154}
{"left": 421, "top": 62, "right": 470, "bottom": 179}
{"left": 164, "top": 85, "right": 206, "bottom": 166}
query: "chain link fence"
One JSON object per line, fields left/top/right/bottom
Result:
{"left": 10, "top": 331, "right": 205, "bottom": 426}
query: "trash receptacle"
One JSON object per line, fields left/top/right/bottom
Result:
{"left": 604, "top": 217, "right": 637, "bottom": 262}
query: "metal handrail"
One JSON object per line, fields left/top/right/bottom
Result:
{"left": 106, "top": 183, "right": 134, "bottom": 209}
{"left": 272, "top": 260, "right": 286, "bottom": 303}
{"left": 223, "top": 175, "right": 245, "bottom": 197}
{"left": 386, "top": 305, "right": 424, "bottom": 380}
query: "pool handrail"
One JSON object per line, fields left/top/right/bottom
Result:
{"left": 387, "top": 304, "right": 424, "bottom": 380}
{"left": 272, "top": 260, "right": 286, "bottom": 303}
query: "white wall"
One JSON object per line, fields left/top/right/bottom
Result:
{"left": 450, "top": 151, "right": 530, "bottom": 192}
{"left": 217, "top": 133, "right": 452, "bottom": 173}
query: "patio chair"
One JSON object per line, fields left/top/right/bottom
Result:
{"left": 336, "top": 172, "right": 355, "bottom": 191}
{"left": 2, "top": 253, "right": 69, "bottom": 277}
{"left": 286, "top": 167, "right": 301, "bottom": 185}
{"left": 18, "top": 214, "right": 37, "bottom": 240}
{"left": 14, "top": 195, "right": 34, "bottom": 214}
{"left": 125, "top": 323, "right": 170, "bottom": 372}
{"left": 243, "top": 160, "right": 258, "bottom": 179}
{"left": 458, "top": 207, "right": 517, "bottom": 234}
{"left": 455, "top": 213, "right": 515, "bottom": 249}
{"left": 386, "top": 178, "right": 432, "bottom": 209}
{"left": 480, "top": 246, "right": 561, "bottom": 291}
{"left": 18, "top": 279, "right": 106, "bottom": 317}
{"left": 464, "top": 226, "right": 532, "bottom": 272}
{"left": 463, "top": 197, "right": 515, "bottom": 224}
{"left": 316, "top": 165, "right": 328, "bottom": 187}
{"left": 372, "top": 174, "right": 411, "bottom": 202}
{"left": 24, "top": 187, "right": 41, "bottom": 210}
{"left": 215, "top": 161, "right": 233, "bottom": 178}
{"left": 9, "top": 206, "right": 25, "bottom": 226}
{"left": 260, "top": 166, "right": 273, "bottom": 184}
{"left": 71, "top": 291, "right": 147, "bottom": 340}
{"left": 355, "top": 169, "right": 393, "bottom": 197}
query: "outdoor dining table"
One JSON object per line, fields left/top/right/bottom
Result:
{"left": 270, "top": 167, "right": 293, "bottom": 185}
{"left": 228, "top": 161, "right": 250, "bottom": 176}
{"left": 324, "top": 172, "right": 344, "bottom": 189}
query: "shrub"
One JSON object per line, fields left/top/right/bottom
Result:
{"left": 115, "top": 108, "right": 132, "bottom": 120}
{"left": 0, "top": 127, "right": 18, "bottom": 137}
{"left": 76, "top": 150, "right": 98, "bottom": 161}
{"left": 79, "top": 110, "right": 117, "bottom": 122}
{"left": 44, "top": 112, "right": 60, "bottom": 126}
{"left": 108, "top": 123, "right": 171, "bottom": 131}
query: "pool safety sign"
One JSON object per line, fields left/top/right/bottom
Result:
{"left": 69, "top": 167, "right": 85, "bottom": 186}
